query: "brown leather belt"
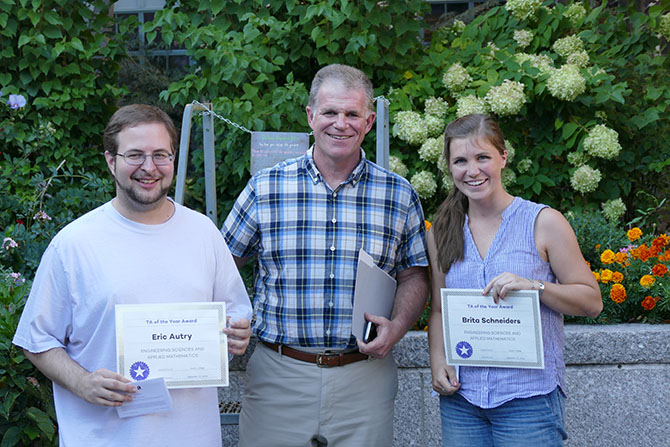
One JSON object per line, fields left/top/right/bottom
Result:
{"left": 261, "top": 341, "right": 369, "bottom": 367}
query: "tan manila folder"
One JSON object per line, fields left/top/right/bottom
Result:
{"left": 351, "top": 249, "right": 397, "bottom": 340}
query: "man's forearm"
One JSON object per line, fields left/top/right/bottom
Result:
{"left": 24, "top": 347, "right": 88, "bottom": 396}
{"left": 390, "top": 266, "right": 429, "bottom": 336}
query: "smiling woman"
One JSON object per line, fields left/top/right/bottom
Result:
{"left": 427, "top": 113, "right": 602, "bottom": 447}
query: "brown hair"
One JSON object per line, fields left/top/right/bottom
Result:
{"left": 308, "top": 64, "right": 374, "bottom": 113}
{"left": 103, "top": 104, "right": 178, "bottom": 156}
{"left": 433, "top": 114, "right": 507, "bottom": 273}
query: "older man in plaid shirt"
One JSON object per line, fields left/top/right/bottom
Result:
{"left": 223, "top": 64, "right": 429, "bottom": 447}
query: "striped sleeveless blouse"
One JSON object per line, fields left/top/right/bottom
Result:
{"left": 444, "top": 197, "right": 564, "bottom": 408}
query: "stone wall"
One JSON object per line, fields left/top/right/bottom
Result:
{"left": 219, "top": 324, "right": 670, "bottom": 446}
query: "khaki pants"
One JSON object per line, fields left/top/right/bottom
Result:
{"left": 238, "top": 343, "right": 398, "bottom": 447}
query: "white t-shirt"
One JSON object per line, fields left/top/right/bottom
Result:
{"left": 13, "top": 200, "right": 252, "bottom": 446}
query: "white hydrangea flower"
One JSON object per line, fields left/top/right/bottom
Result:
{"left": 661, "top": 13, "right": 670, "bottom": 41}
{"left": 501, "top": 169, "right": 517, "bottom": 189}
{"left": 39, "top": 121, "right": 57, "bottom": 138}
{"left": 567, "top": 50, "right": 590, "bottom": 67}
{"left": 389, "top": 155, "right": 409, "bottom": 178}
{"left": 552, "top": 34, "right": 584, "bottom": 58}
{"left": 424, "top": 115, "right": 445, "bottom": 138}
{"left": 456, "top": 95, "right": 488, "bottom": 118}
{"left": 410, "top": 170, "right": 438, "bottom": 199}
{"left": 564, "top": 3, "right": 587, "bottom": 26}
{"left": 419, "top": 137, "right": 444, "bottom": 164}
{"left": 547, "top": 64, "right": 586, "bottom": 101}
{"left": 485, "top": 80, "right": 526, "bottom": 116}
{"left": 453, "top": 20, "right": 466, "bottom": 34}
{"left": 485, "top": 41, "right": 499, "bottom": 59}
{"left": 442, "top": 63, "right": 472, "bottom": 94}
{"left": 513, "top": 29, "right": 534, "bottom": 49}
{"left": 437, "top": 154, "right": 449, "bottom": 173}
{"left": 515, "top": 53, "right": 555, "bottom": 78}
{"left": 583, "top": 124, "right": 622, "bottom": 160}
{"left": 601, "top": 198, "right": 626, "bottom": 223}
{"left": 424, "top": 97, "right": 449, "bottom": 118}
{"left": 442, "top": 173, "right": 454, "bottom": 191}
{"left": 594, "top": 110, "right": 607, "bottom": 121}
{"left": 393, "top": 111, "right": 428, "bottom": 146}
{"left": 567, "top": 151, "right": 590, "bottom": 166}
{"left": 505, "top": 0, "right": 542, "bottom": 21}
{"left": 517, "top": 158, "right": 533, "bottom": 173}
{"left": 505, "top": 140, "right": 516, "bottom": 163}
{"left": 589, "top": 67, "right": 607, "bottom": 86}
{"left": 570, "top": 165, "right": 601, "bottom": 194}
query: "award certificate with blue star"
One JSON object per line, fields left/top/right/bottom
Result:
{"left": 441, "top": 289, "right": 544, "bottom": 369}
{"left": 115, "top": 302, "right": 228, "bottom": 388}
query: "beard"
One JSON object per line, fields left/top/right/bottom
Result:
{"left": 114, "top": 175, "right": 172, "bottom": 209}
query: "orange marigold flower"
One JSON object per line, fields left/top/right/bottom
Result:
{"left": 652, "top": 264, "right": 668, "bottom": 277}
{"left": 611, "top": 271, "right": 624, "bottom": 283}
{"left": 640, "top": 274, "right": 656, "bottom": 288}
{"left": 614, "top": 251, "right": 628, "bottom": 264}
{"left": 586, "top": 261, "right": 591, "bottom": 268}
{"left": 595, "top": 244, "right": 601, "bottom": 250}
{"left": 600, "top": 249, "right": 616, "bottom": 264}
{"left": 627, "top": 227, "right": 643, "bottom": 242}
{"left": 425, "top": 220, "right": 432, "bottom": 231}
{"left": 600, "top": 269, "right": 613, "bottom": 283}
{"left": 637, "top": 244, "right": 652, "bottom": 262}
{"left": 659, "top": 250, "right": 670, "bottom": 262}
{"left": 610, "top": 284, "right": 627, "bottom": 303}
{"left": 641, "top": 296, "right": 656, "bottom": 311}
{"left": 653, "top": 234, "right": 669, "bottom": 248}
{"left": 626, "top": 227, "right": 642, "bottom": 242}
{"left": 592, "top": 271, "right": 600, "bottom": 282}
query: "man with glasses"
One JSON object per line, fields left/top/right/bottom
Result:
{"left": 13, "top": 104, "right": 252, "bottom": 446}
{"left": 224, "top": 64, "right": 429, "bottom": 446}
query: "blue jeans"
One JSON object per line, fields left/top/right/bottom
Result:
{"left": 440, "top": 388, "right": 568, "bottom": 447}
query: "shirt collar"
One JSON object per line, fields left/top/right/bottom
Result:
{"left": 303, "top": 147, "right": 369, "bottom": 187}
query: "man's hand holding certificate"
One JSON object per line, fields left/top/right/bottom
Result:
{"left": 441, "top": 289, "right": 544, "bottom": 369}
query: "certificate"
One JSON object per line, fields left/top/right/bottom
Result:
{"left": 115, "top": 302, "right": 228, "bottom": 389}
{"left": 441, "top": 289, "right": 544, "bottom": 369}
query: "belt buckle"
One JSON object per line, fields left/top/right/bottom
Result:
{"left": 316, "top": 351, "right": 335, "bottom": 368}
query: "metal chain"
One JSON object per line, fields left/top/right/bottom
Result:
{"left": 192, "top": 96, "right": 390, "bottom": 134}
{"left": 191, "top": 100, "right": 253, "bottom": 134}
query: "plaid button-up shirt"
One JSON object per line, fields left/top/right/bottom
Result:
{"left": 223, "top": 149, "right": 428, "bottom": 348}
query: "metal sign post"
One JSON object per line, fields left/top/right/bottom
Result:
{"left": 375, "top": 97, "right": 390, "bottom": 169}
{"left": 174, "top": 102, "right": 217, "bottom": 225}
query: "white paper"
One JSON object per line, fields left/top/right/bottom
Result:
{"left": 441, "top": 289, "right": 544, "bottom": 369}
{"left": 351, "top": 249, "right": 397, "bottom": 340}
{"left": 116, "top": 377, "right": 172, "bottom": 418}
{"left": 115, "top": 302, "right": 228, "bottom": 388}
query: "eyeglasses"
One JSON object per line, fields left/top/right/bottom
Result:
{"left": 115, "top": 151, "right": 174, "bottom": 166}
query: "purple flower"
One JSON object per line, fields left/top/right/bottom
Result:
{"left": 33, "top": 210, "right": 52, "bottom": 221}
{"left": 2, "top": 237, "right": 18, "bottom": 250}
{"left": 7, "top": 94, "right": 26, "bottom": 109}
{"left": 8, "top": 272, "right": 25, "bottom": 285}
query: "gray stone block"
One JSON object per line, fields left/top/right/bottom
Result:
{"left": 564, "top": 364, "right": 670, "bottom": 447}
{"left": 564, "top": 324, "right": 670, "bottom": 364}
{"left": 220, "top": 325, "right": 670, "bottom": 446}
{"left": 393, "top": 369, "right": 426, "bottom": 446}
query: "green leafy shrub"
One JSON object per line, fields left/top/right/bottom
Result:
{"left": 0, "top": 266, "right": 56, "bottom": 446}
{"left": 144, "top": 0, "right": 430, "bottom": 219}
{"left": 386, "top": 0, "right": 670, "bottom": 220}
